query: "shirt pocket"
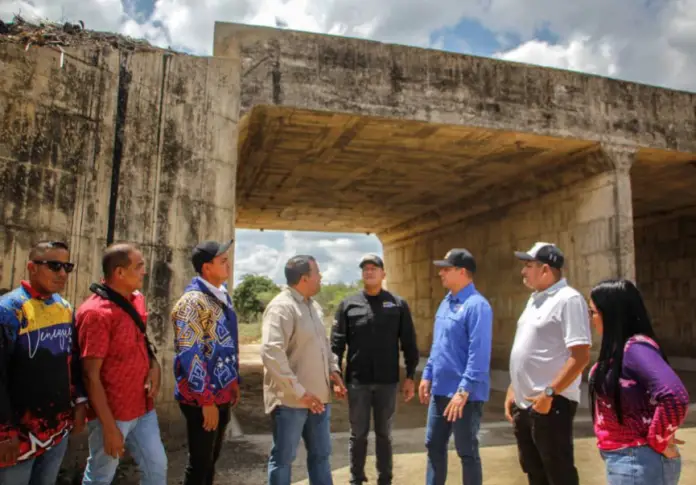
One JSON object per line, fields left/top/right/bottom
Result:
{"left": 381, "top": 308, "right": 401, "bottom": 334}
{"left": 436, "top": 314, "right": 467, "bottom": 351}
{"left": 347, "top": 307, "right": 371, "bottom": 335}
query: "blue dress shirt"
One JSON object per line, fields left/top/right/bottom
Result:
{"left": 422, "top": 282, "right": 493, "bottom": 401}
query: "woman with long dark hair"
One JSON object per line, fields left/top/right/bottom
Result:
{"left": 588, "top": 279, "right": 689, "bottom": 485}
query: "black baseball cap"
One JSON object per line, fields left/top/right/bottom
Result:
{"left": 192, "top": 239, "right": 233, "bottom": 273}
{"left": 359, "top": 253, "right": 384, "bottom": 269}
{"left": 514, "top": 242, "right": 564, "bottom": 269}
{"left": 433, "top": 249, "right": 477, "bottom": 273}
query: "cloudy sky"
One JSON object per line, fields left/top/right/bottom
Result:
{"left": 3, "top": 0, "right": 695, "bottom": 284}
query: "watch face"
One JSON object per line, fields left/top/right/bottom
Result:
{"left": 545, "top": 387, "right": 554, "bottom": 396}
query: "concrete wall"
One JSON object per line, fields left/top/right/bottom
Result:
{"left": 0, "top": 43, "right": 118, "bottom": 299}
{"left": 215, "top": 22, "right": 696, "bottom": 154}
{"left": 108, "top": 52, "right": 239, "bottom": 424}
{"left": 0, "top": 44, "right": 239, "bottom": 430}
{"left": 635, "top": 216, "right": 696, "bottom": 357}
{"left": 383, "top": 170, "right": 626, "bottom": 367}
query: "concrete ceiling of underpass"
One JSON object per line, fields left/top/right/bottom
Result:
{"left": 631, "top": 150, "right": 696, "bottom": 224}
{"left": 235, "top": 105, "right": 621, "bottom": 241}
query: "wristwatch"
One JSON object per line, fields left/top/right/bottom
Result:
{"left": 544, "top": 386, "right": 555, "bottom": 398}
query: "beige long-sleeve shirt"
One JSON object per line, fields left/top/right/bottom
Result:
{"left": 261, "top": 287, "right": 340, "bottom": 414}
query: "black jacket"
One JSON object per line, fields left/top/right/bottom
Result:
{"left": 331, "top": 290, "right": 419, "bottom": 385}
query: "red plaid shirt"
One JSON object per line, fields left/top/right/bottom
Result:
{"left": 75, "top": 291, "right": 153, "bottom": 422}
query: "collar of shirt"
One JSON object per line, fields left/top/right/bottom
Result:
{"left": 447, "top": 282, "right": 477, "bottom": 304}
{"left": 20, "top": 280, "right": 53, "bottom": 300}
{"left": 288, "top": 286, "right": 313, "bottom": 304}
{"left": 531, "top": 277, "right": 568, "bottom": 303}
{"left": 361, "top": 289, "right": 383, "bottom": 300}
{"left": 196, "top": 276, "right": 230, "bottom": 306}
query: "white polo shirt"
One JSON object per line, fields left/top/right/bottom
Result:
{"left": 509, "top": 278, "right": 591, "bottom": 409}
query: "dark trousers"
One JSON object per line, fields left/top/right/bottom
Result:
{"left": 347, "top": 383, "right": 398, "bottom": 485}
{"left": 425, "top": 396, "right": 484, "bottom": 485}
{"left": 180, "top": 403, "right": 231, "bottom": 485}
{"left": 512, "top": 396, "right": 579, "bottom": 485}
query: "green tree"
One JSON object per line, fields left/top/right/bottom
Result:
{"left": 315, "top": 280, "right": 361, "bottom": 318}
{"left": 232, "top": 274, "right": 280, "bottom": 323}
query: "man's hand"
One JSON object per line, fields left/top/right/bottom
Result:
{"left": 330, "top": 372, "right": 347, "bottom": 399}
{"left": 504, "top": 387, "right": 515, "bottom": 423}
{"left": 103, "top": 425, "right": 125, "bottom": 458}
{"left": 663, "top": 436, "right": 685, "bottom": 459}
{"left": 444, "top": 391, "right": 469, "bottom": 422}
{"left": 525, "top": 393, "right": 553, "bottom": 415}
{"left": 418, "top": 379, "right": 431, "bottom": 405}
{"left": 72, "top": 403, "right": 87, "bottom": 434}
{"left": 299, "top": 392, "right": 325, "bottom": 414}
{"left": 0, "top": 436, "right": 20, "bottom": 464}
{"left": 145, "top": 363, "right": 161, "bottom": 399}
{"left": 202, "top": 404, "right": 219, "bottom": 431}
{"left": 402, "top": 378, "right": 416, "bottom": 402}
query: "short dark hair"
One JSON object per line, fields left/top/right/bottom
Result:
{"left": 285, "top": 255, "right": 316, "bottom": 286}
{"left": 102, "top": 243, "right": 137, "bottom": 278}
{"left": 29, "top": 240, "right": 69, "bottom": 260}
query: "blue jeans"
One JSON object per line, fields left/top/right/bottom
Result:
{"left": 82, "top": 410, "right": 167, "bottom": 485}
{"left": 425, "top": 396, "right": 483, "bottom": 485}
{"left": 268, "top": 405, "right": 333, "bottom": 485}
{"left": 601, "top": 445, "right": 682, "bottom": 485}
{"left": 0, "top": 435, "right": 69, "bottom": 485}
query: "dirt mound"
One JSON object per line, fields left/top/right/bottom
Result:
{"left": 0, "top": 15, "right": 173, "bottom": 53}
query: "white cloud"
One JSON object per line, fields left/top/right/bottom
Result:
{"left": 489, "top": 0, "right": 696, "bottom": 91}
{"left": 234, "top": 243, "right": 280, "bottom": 281}
{"left": 234, "top": 230, "right": 382, "bottom": 286}
{"left": 316, "top": 238, "right": 354, "bottom": 249}
{"left": 495, "top": 35, "right": 619, "bottom": 78}
{"left": 1, "top": 0, "right": 127, "bottom": 33}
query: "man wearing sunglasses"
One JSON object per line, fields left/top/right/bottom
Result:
{"left": 0, "top": 241, "right": 87, "bottom": 485}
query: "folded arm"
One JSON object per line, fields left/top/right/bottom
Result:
{"left": 624, "top": 342, "right": 690, "bottom": 454}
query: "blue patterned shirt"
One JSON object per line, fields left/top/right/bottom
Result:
{"left": 171, "top": 277, "right": 239, "bottom": 406}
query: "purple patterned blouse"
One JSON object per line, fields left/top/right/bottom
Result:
{"left": 590, "top": 335, "right": 690, "bottom": 454}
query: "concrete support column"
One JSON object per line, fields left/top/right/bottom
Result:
{"left": 601, "top": 144, "right": 637, "bottom": 282}
{"left": 109, "top": 53, "right": 240, "bottom": 428}
{"left": 382, "top": 237, "right": 436, "bottom": 355}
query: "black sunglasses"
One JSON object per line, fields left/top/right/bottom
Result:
{"left": 32, "top": 260, "right": 75, "bottom": 273}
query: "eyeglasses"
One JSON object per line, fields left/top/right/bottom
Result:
{"left": 32, "top": 260, "right": 75, "bottom": 273}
